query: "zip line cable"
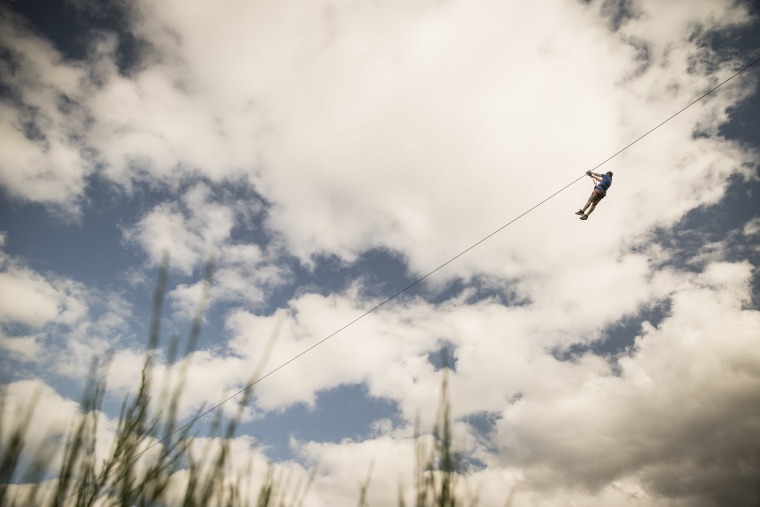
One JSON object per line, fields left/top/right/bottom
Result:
{"left": 61, "top": 54, "right": 760, "bottom": 504}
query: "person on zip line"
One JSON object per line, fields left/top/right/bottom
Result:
{"left": 575, "top": 170, "right": 612, "bottom": 220}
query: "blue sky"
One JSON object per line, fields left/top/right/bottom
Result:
{"left": 1, "top": 0, "right": 759, "bottom": 505}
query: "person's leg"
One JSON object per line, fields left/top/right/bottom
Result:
{"left": 585, "top": 192, "right": 604, "bottom": 216}
{"left": 579, "top": 200, "right": 592, "bottom": 218}
{"left": 580, "top": 192, "right": 596, "bottom": 212}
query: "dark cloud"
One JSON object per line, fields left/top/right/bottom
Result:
{"left": 600, "top": 0, "right": 639, "bottom": 32}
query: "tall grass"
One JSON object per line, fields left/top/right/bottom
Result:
{"left": 0, "top": 264, "right": 482, "bottom": 506}
{"left": 408, "top": 355, "right": 477, "bottom": 507}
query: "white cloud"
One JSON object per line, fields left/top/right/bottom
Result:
{"left": 743, "top": 217, "right": 760, "bottom": 237}
{"left": 123, "top": 183, "right": 291, "bottom": 318}
{"left": 0, "top": 333, "right": 39, "bottom": 361}
{"left": 123, "top": 183, "right": 236, "bottom": 274}
{"left": 3, "top": 258, "right": 757, "bottom": 505}
{"left": 491, "top": 261, "right": 760, "bottom": 506}
{"left": 0, "top": 262, "right": 86, "bottom": 328}
{"left": 167, "top": 249, "right": 292, "bottom": 319}
{"left": 622, "top": 0, "right": 753, "bottom": 57}
{"left": 0, "top": 10, "right": 93, "bottom": 216}
{"left": 0, "top": 1, "right": 758, "bottom": 505}
{"left": 2, "top": 0, "right": 755, "bottom": 272}
{"left": 151, "top": 258, "right": 757, "bottom": 506}
{"left": 297, "top": 436, "right": 419, "bottom": 506}
{"left": 0, "top": 267, "right": 62, "bottom": 327}
{"left": 0, "top": 246, "right": 137, "bottom": 379}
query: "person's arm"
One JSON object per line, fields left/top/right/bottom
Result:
{"left": 586, "top": 171, "right": 602, "bottom": 182}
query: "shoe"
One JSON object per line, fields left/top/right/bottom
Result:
{"left": 580, "top": 214, "right": 588, "bottom": 220}
{"left": 574, "top": 210, "right": 584, "bottom": 215}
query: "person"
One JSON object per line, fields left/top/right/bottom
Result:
{"left": 575, "top": 170, "right": 613, "bottom": 220}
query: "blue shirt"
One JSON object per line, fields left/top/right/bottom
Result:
{"left": 596, "top": 174, "right": 612, "bottom": 193}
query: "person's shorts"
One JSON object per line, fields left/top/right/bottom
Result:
{"left": 590, "top": 189, "right": 606, "bottom": 203}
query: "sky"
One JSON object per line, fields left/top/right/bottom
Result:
{"left": 1, "top": 0, "right": 759, "bottom": 505}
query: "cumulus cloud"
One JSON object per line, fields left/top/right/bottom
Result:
{"left": 123, "top": 183, "right": 235, "bottom": 274}
{"left": 0, "top": 243, "right": 136, "bottom": 379}
{"left": 743, "top": 216, "right": 760, "bottom": 238}
{"left": 1, "top": 1, "right": 758, "bottom": 505}
{"left": 115, "top": 0, "right": 752, "bottom": 281}
{"left": 0, "top": 9, "right": 93, "bottom": 216}
{"left": 152, "top": 257, "right": 757, "bottom": 506}
{"left": 492, "top": 261, "right": 760, "bottom": 506}
{"left": 2, "top": 0, "right": 755, "bottom": 267}
{"left": 0, "top": 261, "right": 86, "bottom": 329}
{"left": 123, "top": 183, "right": 291, "bottom": 318}
{"left": 61, "top": 246, "right": 753, "bottom": 506}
